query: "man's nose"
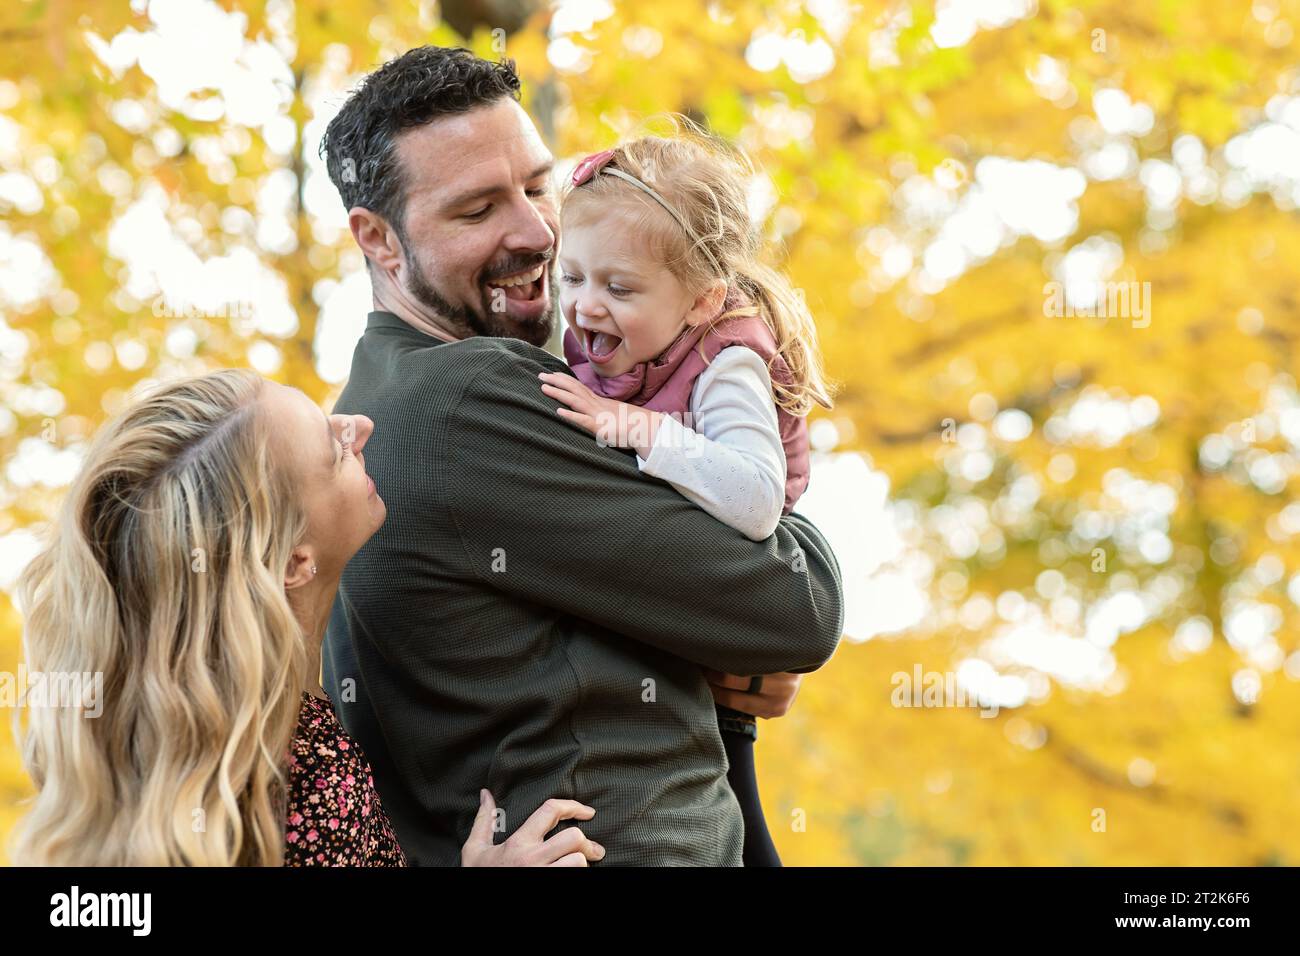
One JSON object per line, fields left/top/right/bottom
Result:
{"left": 501, "top": 194, "right": 556, "bottom": 255}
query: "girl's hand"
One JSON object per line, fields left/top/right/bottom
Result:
{"left": 461, "top": 789, "right": 606, "bottom": 866}
{"left": 539, "top": 371, "right": 660, "bottom": 456}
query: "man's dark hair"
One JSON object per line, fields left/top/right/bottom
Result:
{"left": 319, "top": 46, "right": 521, "bottom": 247}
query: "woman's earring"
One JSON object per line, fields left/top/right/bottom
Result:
{"left": 311, "top": 565, "right": 317, "bottom": 576}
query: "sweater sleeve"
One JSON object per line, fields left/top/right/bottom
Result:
{"left": 636, "top": 347, "right": 787, "bottom": 542}
{"left": 442, "top": 347, "right": 843, "bottom": 676}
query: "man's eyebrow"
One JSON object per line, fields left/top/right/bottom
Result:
{"left": 441, "top": 160, "right": 555, "bottom": 211}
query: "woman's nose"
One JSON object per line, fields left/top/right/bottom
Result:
{"left": 351, "top": 415, "right": 374, "bottom": 453}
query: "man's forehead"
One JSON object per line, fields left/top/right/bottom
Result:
{"left": 396, "top": 101, "right": 550, "bottom": 191}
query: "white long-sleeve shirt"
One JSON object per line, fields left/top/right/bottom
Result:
{"left": 635, "top": 346, "right": 787, "bottom": 541}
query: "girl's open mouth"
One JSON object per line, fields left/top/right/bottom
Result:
{"left": 582, "top": 328, "right": 623, "bottom": 365}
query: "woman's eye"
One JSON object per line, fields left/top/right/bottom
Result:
{"left": 463, "top": 206, "right": 491, "bottom": 220}
{"left": 526, "top": 187, "right": 548, "bottom": 198}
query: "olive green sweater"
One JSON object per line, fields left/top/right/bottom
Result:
{"left": 323, "top": 310, "right": 844, "bottom": 866}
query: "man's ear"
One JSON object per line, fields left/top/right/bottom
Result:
{"left": 348, "top": 207, "right": 403, "bottom": 273}
{"left": 685, "top": 279, "right": 728, "bottom": 327}
{"left": 284, "top": 545, "right": 318, "bottom": 592}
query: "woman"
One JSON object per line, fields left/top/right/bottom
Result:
{"left": 10, "top": 369, "right": 604, "bottom": 866}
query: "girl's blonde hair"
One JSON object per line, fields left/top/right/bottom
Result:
{"left": 9, "top": 369, "right": 308, "bottom": 866}
{"left": 562, "top": 115, "right": 835, "bottom": 417}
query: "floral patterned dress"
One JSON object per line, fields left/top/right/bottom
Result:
{"left": 284, "top": 691, "right": 407, "bottom": 866}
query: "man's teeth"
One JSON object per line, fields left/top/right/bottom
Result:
{"left": 488, "top": 264, "right": 545, "bottom": 288}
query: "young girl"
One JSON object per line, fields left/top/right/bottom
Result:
{"left": 538, "top": 121, "right": 835, "bottom": 866}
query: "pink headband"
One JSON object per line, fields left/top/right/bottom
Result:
{"left": 571, "top": 149, "right": 617, "bottom": 186}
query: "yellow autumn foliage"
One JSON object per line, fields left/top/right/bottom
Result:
{"left": 1, "top": 0, "right": 1297, "bottom": 865}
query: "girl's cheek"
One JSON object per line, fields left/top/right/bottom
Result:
{"left": 618, "top": 307, "right": 642, "bottom": 338}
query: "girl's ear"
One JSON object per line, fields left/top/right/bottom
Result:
{"left": 684, "top": 279, "right": 728, "bottom": 327}
{"left": 284, "top": 545, "right": 318, "bottom": 592}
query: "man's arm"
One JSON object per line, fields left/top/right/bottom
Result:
{"left": 442, "top": 348, "right": 843, "bottom": 675}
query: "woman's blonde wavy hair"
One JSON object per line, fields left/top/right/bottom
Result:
{"left": 9, "top": 369, "right": 309, "bottom": 866}
{"left": 561, "top": 115, "right": 836, "bottom": 417}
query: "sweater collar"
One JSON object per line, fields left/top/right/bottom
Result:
{"left": 366, "top": 310, "right": 444, "bottom": 339}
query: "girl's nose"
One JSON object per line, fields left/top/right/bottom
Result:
{"left": 576, "top": 292, "right": 607, "bottom": 318}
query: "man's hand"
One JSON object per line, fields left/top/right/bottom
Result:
{"left": 461, "top": 790, "right": 606, "bottom": 866}
{"left": 703, "top": 669, "right": 804, "bottom": 719}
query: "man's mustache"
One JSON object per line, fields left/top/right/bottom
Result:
{"left": 480, "top": 251, "right": 553, "bottom": 285}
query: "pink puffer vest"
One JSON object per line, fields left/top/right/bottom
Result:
{"left": 562, "top": 290, "right": 809, "bottom": 513}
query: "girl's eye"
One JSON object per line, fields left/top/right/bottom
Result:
{"left": 560, "top": 273, "right": 581, "bottom": 285}
{"left": 608, "top": 285, "right": 632, "bottom": 298}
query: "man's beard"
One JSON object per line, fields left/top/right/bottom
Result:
{"left": 405, "top": 249, "right": 556, "bottom": 347}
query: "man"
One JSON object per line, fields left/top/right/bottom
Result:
{"left": 320, "top": 45, "right": 843, "bottom": 866}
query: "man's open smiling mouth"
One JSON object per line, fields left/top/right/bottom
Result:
{"left": 486, "top": 264, "right": 547, "bottom": 304}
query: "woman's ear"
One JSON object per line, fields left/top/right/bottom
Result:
{"left": 684, "top": 279, "right": 728, "bottom": 327}
{"left": 284, "top": 545, "right": 318, "bottom": 592}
